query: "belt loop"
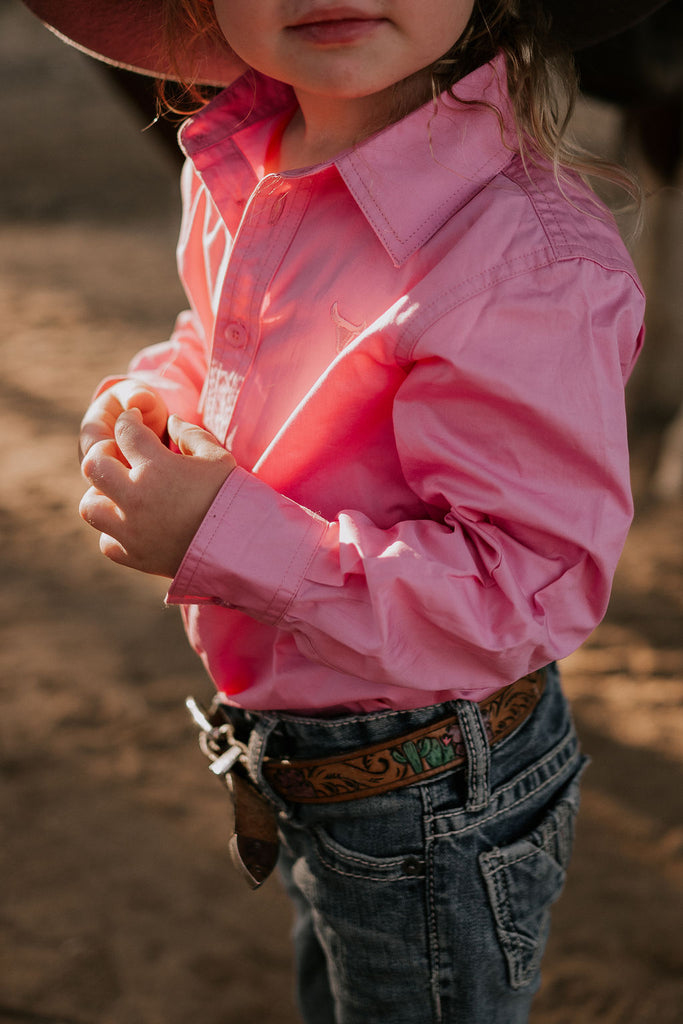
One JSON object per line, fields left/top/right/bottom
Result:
{"left": 452, "top": 699, "right": 491, "bottom": 811}
{"left": 246, "top": 717, "right": 290, "bottom": 814}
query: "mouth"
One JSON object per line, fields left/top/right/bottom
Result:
{"left": 287, "top": 7, "right": 387, "bottom": 44}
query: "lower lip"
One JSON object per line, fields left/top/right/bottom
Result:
{"left": 288, "top": 18, "right": 385, "bottom": 45}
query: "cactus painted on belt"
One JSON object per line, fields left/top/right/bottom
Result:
{"left": 392, "top": 735, "right": 456, "bottom": 774}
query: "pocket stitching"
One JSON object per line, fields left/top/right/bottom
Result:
{"left": 435, "top": 743, "right": 582, "bottom": 839}
{"left": 482, "top": 846, "right": 543, "bottom": 873}
{"left": 312, "top": 826, "right": 421, "bottom": 882}
{"left": 429, "top": 729, "right": 578, "bottom": 828}
{"left": 480, "top": 842, "right": 564, "bottom": 989}
{"left": 478, "top": 768, "right": 586, "bottom": 990}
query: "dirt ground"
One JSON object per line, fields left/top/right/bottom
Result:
{"left": 1, "top": 3, "right": 681, "bottom": 1022}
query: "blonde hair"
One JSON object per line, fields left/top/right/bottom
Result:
{"left": 159, "top": 0, "right": 640, "bottom": 211}
{"left": 428, "top": 0, "right": 641, "bottom": 210}
{"left": 158, "top": 0, "right": 226, "bottom": 110}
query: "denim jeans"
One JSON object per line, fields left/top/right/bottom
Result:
{"left": 236, "top": 664, "right": 587, "bottom": 1024}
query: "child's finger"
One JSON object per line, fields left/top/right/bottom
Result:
{"left": 98, "top": 532, "right": 131, "bottom": 567}
{"left": 79, "top": 397, "right": 123, "bottom": 461}
{"left": 123, "top": 384, "right": 159, "bottom": 411}
{"left": 122, "top": 386, "right": 168, "bottom": 436}
{"left": 78, "top": 486, "right": 123, "bottom": 536}
{"left": 80, "top": 436, "right": 119, "bottom": 471}
{"left": 80, "top": 438, "right": 131, "bottom": 501}
{"left": 168, "top": 414, "right": 235, "bottom": 464}
{"left": 114, "top": 408, "right": 166, "bottom": 468}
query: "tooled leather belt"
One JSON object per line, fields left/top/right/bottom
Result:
{"left": 187, "top": 669, "right": 546, "bottom": 887}
{"left": 263, "top": 669, "right": 546, "bottom": 804}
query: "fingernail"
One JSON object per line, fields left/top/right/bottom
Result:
{"left": 120, "top": 407, "right": 142, "bottom": 422}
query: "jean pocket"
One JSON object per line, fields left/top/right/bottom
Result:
{"left": 310, "top": 824, "right": 424, "bottom": 882}
{"left": 295, "top": 787, "right": 427, "bottom": 883}
{"left": 478, "top": 756, "right": 589, "bottom": 989}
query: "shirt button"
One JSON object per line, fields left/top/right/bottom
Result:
{"left": 224, "top": 321, "right": 247, "bottom": 348}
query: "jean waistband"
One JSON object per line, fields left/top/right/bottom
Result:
{"left": 218, "top": 663, "right": 558, "bottom": 763}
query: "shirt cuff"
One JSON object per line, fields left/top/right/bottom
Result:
{"left": 166, "top": 467, "right": 329, "bottom": 623}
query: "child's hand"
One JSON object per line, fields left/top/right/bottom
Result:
{"left": 79, "top": 410, "right": 236, "bottom": 578}
{"left": 79, "top": 381, "right": 169, "bottom": 464}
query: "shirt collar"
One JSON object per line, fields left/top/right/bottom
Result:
{"left": 180, "top": 54, "right": 516, "bottom": 267}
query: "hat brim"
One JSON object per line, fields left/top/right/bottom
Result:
{"left": 23, "top": 0, "right": 247, "bottom": 87}
{"left": 23, "top": 0, "right": 672, "bottom": 86}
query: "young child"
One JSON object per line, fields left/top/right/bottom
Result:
{"left": 25, "top": 1, "right": 663, "bottom": 1020}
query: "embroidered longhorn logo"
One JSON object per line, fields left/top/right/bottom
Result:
{"left": 330, "top": 301, "right": 367, "bottom": 352}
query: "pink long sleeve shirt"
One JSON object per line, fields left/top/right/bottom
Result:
{"left": 117, "top": 56, "right": 644, "bottom": 713}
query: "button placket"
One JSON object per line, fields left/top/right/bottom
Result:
{"left": 203, "top": 177, "right": 309, "bottom": 447}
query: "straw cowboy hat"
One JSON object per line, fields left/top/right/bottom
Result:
{"left": 22, "top": 1, "right": 672, "bottom": 87}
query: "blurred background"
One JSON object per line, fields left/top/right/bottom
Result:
{"left": 1, "top": 1, "right": 681, "bottom": 1021}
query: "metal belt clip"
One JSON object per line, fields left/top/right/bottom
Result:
{"left": 186, "top": 696, "right": 247, "bottom": 777}
{"left": 185, "top": 697, "right": 280, "bottom": 890}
